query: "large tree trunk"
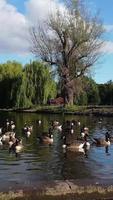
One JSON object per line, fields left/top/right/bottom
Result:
{"left": 61, "top": 67, "right": 74, "bottom": 106}
{"left": 64, "top": 82, "right": 74, "bottom": 105}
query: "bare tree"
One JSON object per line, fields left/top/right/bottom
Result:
{"left": 30, "top": 0, "right": 104, "bottom": 105}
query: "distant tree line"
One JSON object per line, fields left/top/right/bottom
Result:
{"left": 0, "top": 60, "right": 113, "bottom": 108}
{"left": 74, "top": 78, "right": 113, "bottom": 106}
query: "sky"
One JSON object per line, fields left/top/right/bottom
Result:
{"left": 0, "top": 0, "right": 113, "bottom": 84}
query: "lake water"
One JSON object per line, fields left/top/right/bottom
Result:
{"left": 0, "top": 111, "right": 113, "bottom": 189}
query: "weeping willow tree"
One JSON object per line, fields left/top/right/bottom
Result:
{"left": 15, "top": 72, "right": 32, "bottom": 108}
{"left": 30, "top": 0, "right": 104, "bottom": 105}
{"left": 23, "top": 61, "right": 57, "bottom": 105}
{"left": 0, "top": 61, "right": 23, "bottom": 108}
{"left": 0, "top": 60, "right": 56, "bottom": 108}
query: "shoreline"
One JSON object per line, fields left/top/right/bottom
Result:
{"left": 1, "top": 179, "right": 113, "bottom": 199}
{"left": 1, "top": 106, "right": 113, "bottom": 117}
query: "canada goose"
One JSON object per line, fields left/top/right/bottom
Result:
{"left": 26, "top": 131, "right": 31, "bottom": 138}
{"left": 8, "top": 135, "right": 16, "bottom": 146}
{"left": 23, "top": 123, "right": 28, "bottom": 132}
{"left": 9, "top": 138, "right": 23, "bottom": 156}
{"left": 62, "top": 135, "right": 90, "bottom": 154}
{"left": 2, "top": 132, "right": 15, "bottom": 144}
{"left": 93, "top": 132, "right": 110, "bottom": 146}
{"left": 28, "top": 125, "right": 33, "bottom": 132}
{"left": 80, "top": 126, "right": 89, "bottom": 139}
{"left": 62, "top": 120, "right": 74, "bottom": 134}
{"left": 51, "top": 121, "right": 62, "bottom": 131}
{"left": 15, "top": 141, "right": 23, "bottom": 154}
{"left": 56, "top": 125, "right": 62, "bottom": 132}
{"left": 53, "top": 121, "right": 59, "bottom": 126}
{"left": 81, "top": 131, "right": 89, "bottom": 139}
{"left": 37, "top": 132, "right": 53, "bottom": 144}
{"left": 98, "top": 118, "right": 102, "bottom": 124}
{"left": 77, "top": 121, "right": 81, "bottom": 126}
{"left": 70, "top": 128, "right": 74, "bottom": 134}
{"left": 63, "top": 141, "right": 90, "bottom": 155}
{"left": 23, "top": 124, "right": 33, "bottom": 138}
{"left": 37, "top": 120, "right": 42, "bottom": 125}
{"left": 25, "top": 127, "right": 32, "bottom": 138}
{"left": 6, "top": 119, "right": 10, "bottom": 130}
{"left": 10, "top": 122, "right": 16, "bottom": 131}
{"left": 52, "top": 121, "right": 62, "bottom": 131}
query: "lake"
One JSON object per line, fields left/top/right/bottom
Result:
{"left": 0, "top": 111, "right": 113, "bottom": 189}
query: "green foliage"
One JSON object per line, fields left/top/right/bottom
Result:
{"left": 98, "top": 80, "right": 113, "bottom": 105}
{"left": 73, "top": 76, "right": 100, "bottom": 106}
{"left": 86, "top": 77, "right": 100, "bottom": 105}
{"left": 0, "top": 60, "right": 113, "bottom": 108}
{"left": 77, "top": 92, "right": 88, "bottom": 105}
{"left": 15, "top": 73, "right": 32, "bottom": 108}
{"left": 24, "top": 61, "right": 57, "bottom": 105}
{"left": 0, "top": 60, "right": 57, "bottom": 108}
{"left": 0, "top": 61, "right": 23, "bottom": 108}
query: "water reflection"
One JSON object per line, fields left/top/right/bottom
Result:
{"left": 0, "top": 112, "right": 113, "bottom": 186}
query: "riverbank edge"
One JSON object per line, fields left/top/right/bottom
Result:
{"left": 1, "top": 180, "right": 113, "bottom": 200}
{"left": 1, "top": 106, "right": 113, "bottom": 117}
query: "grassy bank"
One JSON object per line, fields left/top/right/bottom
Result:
{"left": 1, "top": 105, "right": 113, "bottom": 117}
{"left": 1, "top": 105, "right": 113, "bottom": 118}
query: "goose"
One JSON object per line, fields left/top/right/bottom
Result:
{"left": 26, "top": 130, "right": 31, "bottom": 138}
{"left": 37, "top": 120, "right": 42, "bottom": 125}
{"left": 93, "top": 132, "right": 110, "bottom": 146}
{"left": 62, "top": 135, "right": 90, "bottom": 154}
{"left": 63, "top": 141, "right": 90, "bottom": 155}
{"left": 6, "top": 119, "right": 10, "bottom": 130}
{"left": 77, "top": 121, "right": 81, "bottom": 126}
{"left": 53, "top": 121, "right": 59, "bottom": 126}
{"left": 10, "top": 121, "right": 16, "bottom": 131}
{"left": 56, "top": 125, "right": 62, "bottom": 132}
{"left": 84, "top": 127, "right": 89, "bottom": 131}
{"left": 23, "top": 123, "right": 28, "bottom": 132}
{"left": 80, "top": 126, "right": 89, "bottom": 139}
{"left": 28, "top": 125, "right": 33, "bottom": 132}
{"left": 98, "top": 118, "right": 102, "bottom": 124}
{"left": 62, "top": 120, "right": 74, "bottom": 134}
{"left": 9, "top": 138, "right": 23, "bottom": 156}
{"left": 37, "top": 132, "right": 53, "bottom": 145}
{"left": 2, "top": 132, "right": 15, "bottom": 144}
{"left": 70, "top": 128, "right": 74, "bottom": 134}
{"left": 15, "top": 140, "right": 23, "bottom": 154}
{"left": 25, "top": 126, "right": 33, "bottom": 138}
{"left": 51, "top": 121, "right": 61, "bottom": 130}
{"left": 70, "top": 120, "right": 76, "bottom": 127}
{"left": 8, "top": 136, "right": 16, "bottom": 152}
{"left": 23, "top": 124, "right": 32, "bottom": 138}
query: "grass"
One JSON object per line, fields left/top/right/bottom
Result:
{"left": 1, "top": 105, "right": 113, "bottom": 117}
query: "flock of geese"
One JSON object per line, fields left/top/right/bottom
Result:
{"left": 37, "top": 119, "right": 112, "bottom": 157}
{"left": 0, "top": 118, "right": 112, "bottom": 157}
{"left": 0, "top": 120, "right": 23, "bottom": 157}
